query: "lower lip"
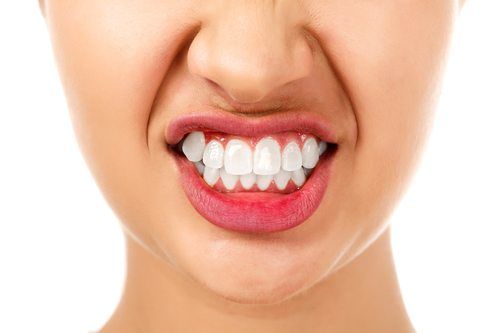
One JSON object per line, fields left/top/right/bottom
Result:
{"left": 171, "top": 149, "right": 335, "bottom": 233}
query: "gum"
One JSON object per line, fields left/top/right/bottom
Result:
{"left": 200, "top": 131, "right": 320, "bottom": 150}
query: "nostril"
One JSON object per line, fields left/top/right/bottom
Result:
{"left": 186, "top": 12, "right": 314, "bottom": 106}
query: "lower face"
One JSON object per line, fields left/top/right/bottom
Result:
{"left": 44, "top": 0, "right": 456, "bottom": 303}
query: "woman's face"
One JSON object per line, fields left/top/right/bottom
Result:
{"left": 44, "top": 0, "right": 457, "bottom": 303}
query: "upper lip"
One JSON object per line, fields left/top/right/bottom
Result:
{"left": 165, "top": 109, "right": 337, "bottom": 146}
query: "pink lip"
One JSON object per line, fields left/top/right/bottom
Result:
{"left": 165, "top": 112, "right": 336, "bottom": 233}
{"left": 165, "top": 111, "right": 338, "bottom": 145}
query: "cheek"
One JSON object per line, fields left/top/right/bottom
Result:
{"left": 44, "top": 0, "right": 198, "bottom": 228}
{"left": 313, "top": 0, "right": 455, "bottom": 214}
{"left": 45, "top": 0, "right": 196, "bottom": 147}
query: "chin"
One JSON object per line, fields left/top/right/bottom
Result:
{"left": 200, "top": 266, "right": 317, "bottom": 305}
{"left": 179, "top": 233, "right": 329, "bottom": 305}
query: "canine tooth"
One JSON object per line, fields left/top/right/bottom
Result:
{"left": 274, "top": 170, "right": 291, "bottom": 190}
{"left": 318, "top": 141, "right": 327, "bottom": 156}
{"left": 203, "top": 166, "right": 220, "bottom": 186}
{"left": 195, "top": 162, "right": 205, "bottom": 175}
{"left": 291, "top": 168, "right": 306, "bottom": 187}
{"left": 256, "top": 175, "right": 273, "bottom": 191}
{"left": 240, "top": 173, "right": 256, "bottom": 190}
{"left": 203, "top": 140, "right": 224, "bottom": 169}
{"left": 224, "top": 139, "right": 253, "bottom": 175}
{"left": 282, "top": 141, "right": 302, "bottom": 171}
{"left": 253, "top": 137, "right": 281, "bottom": 175}
{"left": 182, "top": 131, "right": 205, "bottom": 162}
{"left": 302, "top": 138, "right": 319, "bottom": 168}
{"left": 220, "top": 168, "right": 238, "bottom": 190}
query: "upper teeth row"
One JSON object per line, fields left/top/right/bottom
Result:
{"left": 181, "top": 131, "right": 327, "bottom": 176}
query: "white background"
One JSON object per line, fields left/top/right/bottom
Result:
{"left": 0, "top": 1, "right": 498, "bottom": 332}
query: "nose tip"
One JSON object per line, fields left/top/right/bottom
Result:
{"left": 187, "top": 7, "right": 313, "bottom": 105}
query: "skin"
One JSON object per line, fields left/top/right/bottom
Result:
{"left": 40, "top": 0, "right": 463, "bottom": 332}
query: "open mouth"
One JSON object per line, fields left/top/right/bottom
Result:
{"left": 177, "top": 131, "right": 329, "bottom": 192}
{"left": 165, "top": 113, "right": 337, "bottom": 233}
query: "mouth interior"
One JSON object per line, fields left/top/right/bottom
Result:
{"left": 170, "top": 131, "right": 335, "bottom": 193}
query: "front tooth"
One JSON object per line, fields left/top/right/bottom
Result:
{"left": 203, "top": 140, "right": 224, "bottom": 169}
{"left": 282, "top": 141, "right": 302, "bottom": 171}
{"left": 240, "top": 173, "right": 256, "bottom": 190}
{"left": 224, "top": 139, "right": 253, "bottom": 175}
{"left": 220, "top": 168, "right": 238, "bottom": 190}
{"left": 195, "top": 162, "right": 205, "bottom": 175}
{"left": 302, "top": 138, "right": 319, "bottom": 168}
{"left": 318, "top": 141, "right": 327, "bottom": 156}
{"left": 182, "top": 131, "right": 205, "bottom": 162}
{"left": 256, "top": 175, "right": 273, "bottom": 191}
{"left": 203, "top": 166, "right": 220, "bottom": 186}
{"left": 274, "top": 170, "right": 291, "bottom": 190}
{"left": 291, "top": 168, "right": 306, "bottom": 187}
{"left": 253, "top": 137, "right": 281, "bottom": 175}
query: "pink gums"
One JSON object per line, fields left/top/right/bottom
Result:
{"left": 201, "top": 131, "right": 317, "bottom": 150}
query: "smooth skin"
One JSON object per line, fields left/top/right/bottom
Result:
{"left": 41, "top": 1, "right": 464, "bottom": 332}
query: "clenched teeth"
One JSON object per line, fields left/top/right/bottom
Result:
{"left": 182, "top": 131, "right": 329, "bottom": 192}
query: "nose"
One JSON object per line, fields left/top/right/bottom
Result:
{"left": 187, "top": 1, "right": 313, "bottom": 104}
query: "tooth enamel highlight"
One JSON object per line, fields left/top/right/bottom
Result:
{"left": 182, "top": 131, "right": 328, "bottom": 191}
{"left": 281, "top": 141, "right": 302, "bottom": 172}
{"left": 240, "top": 173, "right": 256, "bottom": 190}
{"left": 220, "top": 168, "right": 238, "bottom": 190}
{"left": 203, "top": 140, "right": 224, "bottom": 169}
{"left": 318, "top": 141, "right": 327, "bottom": 156}
{"left": 182, "top": 131, "right": 205, "bottom": 162}
{"left": 302, "top": 138, "right": 319, "bottom": 169}
{"left": 195, "top": 161, "right": 205, "bottom": 175}
{"left": 257, "top": 175, "right": 273, "bottom": 191}
{"left": 224, "top": 139, "right": 253, "bottom": 175}
{"left": 203, "top": 166, "right": 220, "bottom": 186}
{"left": 253, "top": 137, "right": 281, "bottom": 175}
{"left": 274, "top": 170, "right": 291, "bottom": 190}
{"left": 291, "top": 168, "right": 306, "bottom": 187}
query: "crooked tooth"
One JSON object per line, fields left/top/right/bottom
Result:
{"left": 220, "top": 168, "right": 238, "bottom": 190}
{"left": 182, "top": 131, "right": 205, "bottom": 162}
{"left": 291, "top": 168, "right": 306, "bottom": 187}
{"left": 203, "top": 140, "right": 224, "bottom": 169}
{"left": 195, "top": 162, "right": 205, "bottom": 175}
{"left": 256, "top": 175, "right": 273, "bottom": 191}
{"left": 318, "top": 141, "right": 327, "bottom": 156}
{"left": 253, "top": 137, "right": 281, "bottom": 175}
{"left": 203, "top": 166, "right": 220, "bottom": 186}
{"left": 224, "top": 139, "right": 253, "bottom": 175}
{"left": 240, "top": 173, "right": 256, "bottom": 190}
{"left": 302, "top": 138, "right": 319, "bottom": 169}
{"left": 282, "top": 141, "right": 302, "bottom": 172}
{"left": 274, "top": 170, "right": 291, "bottom": 190}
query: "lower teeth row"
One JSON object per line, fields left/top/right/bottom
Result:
{"left": 195, "top": 162, "right": 313, "bottom": 191}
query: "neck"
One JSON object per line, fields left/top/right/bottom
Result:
{"left": 101, "top": 228, "right": 414, "bottom": 333}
